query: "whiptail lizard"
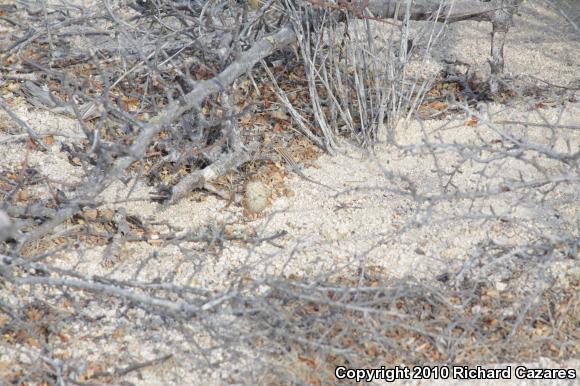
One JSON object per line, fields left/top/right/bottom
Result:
{"left": 273, "top": 146, "right": 337, "bottom": 192}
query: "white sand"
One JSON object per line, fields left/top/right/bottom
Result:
{"left": 0, "top": 0, "right": 578, "bottom": 384}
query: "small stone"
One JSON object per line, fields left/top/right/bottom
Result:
{"left": 243, "top": 180, "right": 270, "bottom": 215}
{"left": 495, "top": 281, "right": 507, "bottom": 292}
{"left": 0, "top": 210, "right": 16, "bottom": 241}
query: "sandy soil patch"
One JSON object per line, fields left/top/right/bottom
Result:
{"left": 0, "top": 1, "right": 578, "bottom": 384}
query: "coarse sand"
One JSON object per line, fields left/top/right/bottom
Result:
{"left": 0, "top": 0, "right": 578, "bottom": 384}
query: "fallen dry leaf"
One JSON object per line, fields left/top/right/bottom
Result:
{"left": 298, "top": 355, "right": 317, "bottom": 368}
{"left": 427, "top": 100, "right": 448, "bottom": 111}
{"left": 16, "top": 189, "right": 29, "bottom": 202}
{"left": 465, "top": 116, "right": 478, "bottom": 126}
{"left": 43, "top": 135, "right": 54, "bottom": 145}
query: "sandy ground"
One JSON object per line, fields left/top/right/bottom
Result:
{"left": 1, "top": 0, "right": 578, "bottom": 384}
